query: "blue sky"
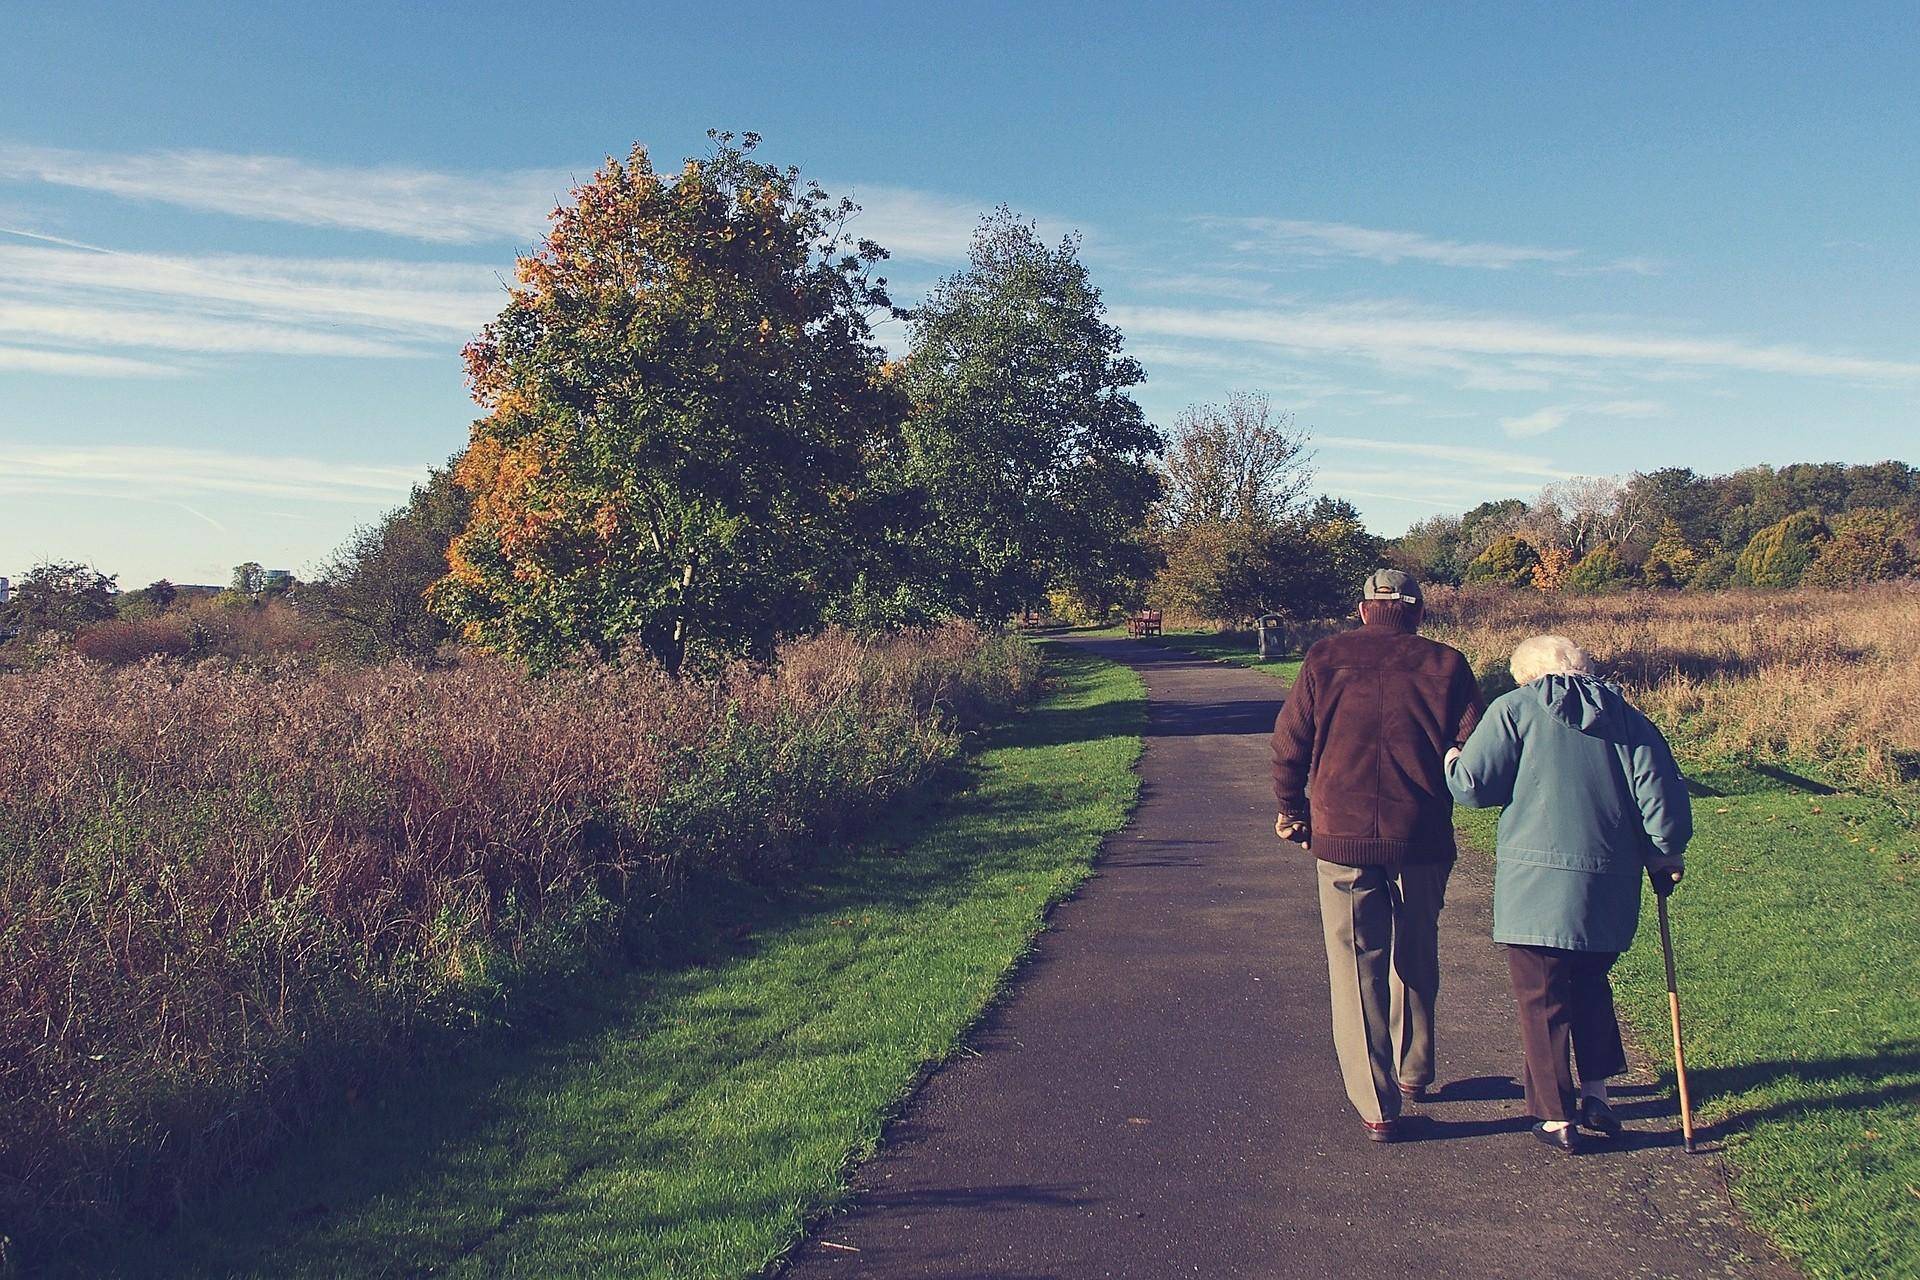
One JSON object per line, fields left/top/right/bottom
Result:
{"left": 2, "top": 1, "right": 1916, "bottom": 587}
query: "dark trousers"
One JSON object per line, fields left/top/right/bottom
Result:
{"left": 1504, "top": 944, "right": 1628, "bottom": 1122}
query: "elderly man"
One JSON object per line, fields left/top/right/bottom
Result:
{"left": 1270, "top": 570, "right": 1484, "bottom": 1141}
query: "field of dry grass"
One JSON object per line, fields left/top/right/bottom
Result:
{"left": 0, "top": 623, "right": 1038, "bottom": 1256}
{"left": 1423, "top": 585, "right": 1920, "bottom": 790}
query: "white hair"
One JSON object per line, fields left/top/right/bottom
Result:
{"left": 1510, "top": 634, "right": 1594, "bottom": 685}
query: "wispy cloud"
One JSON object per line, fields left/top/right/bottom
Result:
{"left": 0, "top": 143, "right": 574, "bottom": 243}
{"left": 1204, "top": 217, "right": 1583, "bottom": 270}
{"left": 1499, "top": 407, "right": 1566, "bottom": 439}
{"left": 0, "top": 343, "right": 179, "bottom": 377}
{"left": 0, "top": 235, "right": 504, "bottom": 335}
{"left": 1109, "top": 301, "right": 1920, "bottom": 386}
{"left": 0, "top": 299, "right": 415, "bottom": 357}
{"left": 1315, "top": 433, "right": 1575, "bottom": 482}
{"left": 1500, "top": 398, "right": 1665, "bottom": 439}
{"left": 0, "top": 444, "right": 425, "bottom": 505}
{"left": 0, "top": 230, "right": 508, "bottom": 371}
{"left": 838, "top": 182, "right": 1102, "bottom": 267}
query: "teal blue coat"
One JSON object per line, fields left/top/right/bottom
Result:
{"left": 1446, "top": 674, "right": 1692, "bottom": 953}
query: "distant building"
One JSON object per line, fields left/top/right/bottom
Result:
{"left": 0, "top": 575, "right": 9, "bottom": 605}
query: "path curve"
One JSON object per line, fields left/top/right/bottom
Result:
{"left": 786, "top": 637, "right": 1794, "bottom": 1280}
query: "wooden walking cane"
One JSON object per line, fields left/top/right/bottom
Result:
{"left": 1654, "top": 874, "right": 1697, "bottom": 1153}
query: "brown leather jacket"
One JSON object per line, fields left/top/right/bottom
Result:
{"left": 1271, "top": 622, "right": 1483, "bottom": 866}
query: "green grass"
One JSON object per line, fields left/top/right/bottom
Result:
{"left": 1179, "top": 630, "right": 1919, "bottom": 1280}
{"left": 83, "top": 645, "right": 1145, "bottom": 1280}
{"left": 1091, "top": 624, "right": 1306, "bottom": 684}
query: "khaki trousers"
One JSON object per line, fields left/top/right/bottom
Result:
{"left": 1315, "top": 859, "right": 1449, "bottom": 1123}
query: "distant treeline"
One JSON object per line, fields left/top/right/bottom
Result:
{"left": 1391, "top": 461, "right": 1920, "bottom": 592}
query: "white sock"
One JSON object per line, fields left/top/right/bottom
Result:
{"left": 1580, "top": 1080, "right": 1610, "bottom": 1102}
{"left": 1541, "top": 1119, "right": 1572, "bottom": 1132}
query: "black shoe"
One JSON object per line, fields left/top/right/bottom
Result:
{"left": 1532, "top": 1121, "right": 1582, "bottom": 1154}
{"left": 1399, "top": 1082, "right": 1429, "bottom": 1104}
{"left": 1578, "top": 1095, "right": 1622, "bottom": 1137}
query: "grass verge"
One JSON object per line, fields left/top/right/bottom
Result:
{"left": 73, "top": 643, "right": 1144, "bottom": 1280}
{"left": 1083, "top": 625, "right": 1305, "bottom": 684}
{"left": 1157, "top": 625, "right": 1917, "bottom": 1280}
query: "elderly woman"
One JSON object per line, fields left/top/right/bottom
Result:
{"left": 1445, "top": 635, "right": 1691, "bottom": 1154}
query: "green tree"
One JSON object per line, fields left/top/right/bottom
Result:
{"left": 1563, "top": 543, "right": 1632, "bottom": 595}
{"left": 432, "top": 133, "right": 907, "bottom": 671}
{"left": 115, "top": 579, "right": 179, "bottom": 620}
{"left": 1802, "top": 509, "right": 1914, "bottom": 587}
{"left": 889, "top": 209, "right": 1162, "bottom": 622}
{"left": 0, "top": 561, "right": 118, "bottom": 635}
{"left": 1733, "top": 510, "right": 1827, "bottom": 588}
{"left": 307, "top": 462, "right": 472, "bottom": 661}
{"left": 230, "top": 562, "right": 264, "bottom": 596}
{"left": 1465, "top": 534, "right": 1541, "bottom": 586}
{"left": 1641, "top": 522, "right": 1707, "bottom": 588}
{"left": 1390, "top": 513, "right": 1467, "bottom": 586}
{"left": 1269, "top": 497, "right": 1387, "bottom": 620}
{"left": 1627, "top": 468, "right": 1719, "bottom": 548}
{"left": 1152, "top": 515, "right": 1273, "bottom": 623}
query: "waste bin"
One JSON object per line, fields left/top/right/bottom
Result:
{"left": 1257, "top": 613, "right": 1284, "bottom": 660}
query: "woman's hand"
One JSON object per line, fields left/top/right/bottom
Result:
{"left": 1646, "top": 856, "right": 1684, "bottom": 896}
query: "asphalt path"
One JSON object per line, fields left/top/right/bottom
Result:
{"left": 784, "top": 637, "right": 1795, "bottom": 1280}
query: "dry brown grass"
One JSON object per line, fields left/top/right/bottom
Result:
{"left": 0, "top": 622, "right": 1038, "bottom": 1244}
{"left": 1424, "top": 584, "right": 1920, "bottom": 788}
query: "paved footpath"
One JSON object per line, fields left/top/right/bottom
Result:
{"left": 786, "top": 638, "right": 1795, "bottom": 1280}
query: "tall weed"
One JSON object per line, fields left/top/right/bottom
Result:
{"left": 0, "top": 623, "right": 1037, "bottom": 1251}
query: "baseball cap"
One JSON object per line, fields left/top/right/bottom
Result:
{"left": 1361, "top": 568, "right": 1423, "bottom": 605}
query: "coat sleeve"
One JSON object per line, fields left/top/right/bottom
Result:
{"left": 1626, "top": 716, "right": 1693, "bottom": 861}
{"left": 1449, "top": 653, "right": 1485, "bottom": 747}
{"left": 1270, "top": 659, "right": 1316, "bottom": 817}
{"left": 1446, "top": 698, "right": 1520, "bottom": 809}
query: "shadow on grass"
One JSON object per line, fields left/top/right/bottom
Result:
{"left": 75, "top": 652, "right": 1142, "bottom": 1279}
{"left": 1685, "top": 1041, "right": 1920, "bottom": 1142}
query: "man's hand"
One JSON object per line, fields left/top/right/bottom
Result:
{"left": 1647, "top": 857, "right": 1684, "bottom": 896}
{"left": 1275, "top": 813, "right": 1310, "bottom": 849}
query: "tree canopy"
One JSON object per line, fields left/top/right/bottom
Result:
{"left": 432, "top": 133, "right": 906, "bottom": 671}
{"left": 871, "top": 209, "right": 1163, "bottom": 624}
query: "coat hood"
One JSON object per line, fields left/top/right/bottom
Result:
{"left": 1528, "top": 672, "right": 1629, "bottom": 737}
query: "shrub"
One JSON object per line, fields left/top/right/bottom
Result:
{"left": 1465, "top": 534, "right": 1541, "bottom": 586}
{"left": 1562, "top": 543, "right": 1632, "bottom": 595}
{"left": 1643, "top": 523, "right": 1708, "bottom": 588}
{"left": 0, "top": 622, "right": 1037, "bottom": 1256}
{"left": 71, "top": 615, "right": 194, "bottom": 663}
{"left": 1733, "top": 510, "right": 1826, "bottom": 589}
{"left": 1802, "top": 508, "right": 1914, "bottom": 587}
{"left": 1688, "top": 550, "right": 1738, "bottom": 590}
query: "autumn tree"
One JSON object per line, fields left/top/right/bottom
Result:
{"left": 433, "top": 134, "right": 906, "bottom": 670}
{"left": 1158, "top": 393, "right": 1310, "bottom": 526}
{"left": 880, "top": 209, "right": 1162, "bottom": 622}
{"left": 1802, "top": 509, "right": 1914, "bottom": 586}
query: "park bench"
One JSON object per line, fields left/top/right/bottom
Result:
{"left": 1016, "top": 610, "right": 1046, "bottom": 629}
{"left": 1127, "top": 609, "right": 1163, "bottom": 638}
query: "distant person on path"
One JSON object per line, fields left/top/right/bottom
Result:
{"left": 1445, "top": 635, "right": 1691, "bottom": 1154}
{"left": 1270, "top": 570, "right": 1484, "bottom": 1142}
